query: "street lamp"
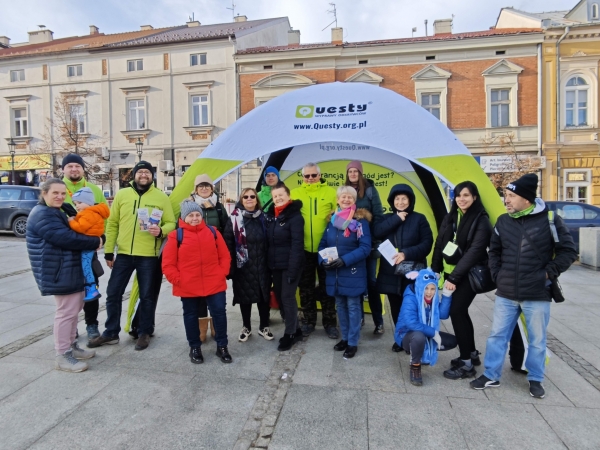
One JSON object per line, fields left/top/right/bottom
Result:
{"left": 135, "top": 137, "right": 143, "bottom": 161}
{"left": 8, "top": 138, "right": 16, "bottom": 185}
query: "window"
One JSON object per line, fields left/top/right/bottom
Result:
{"left": 22, "top": 190, "right": 38, "bottom": 200}
{"left": 190, "top": 53, "right": 207, "bottom": 66}
{"left": 491, "top": 89, "right": 510, "bottom": 127}
{"left": 565, "top": 76, "right": 588, "bottom": 127}
{"left": 128, "top": 99, "right": 146, "bottom": 130}
{"left": 67, "top": 64, "right": 82, "bottom": 77}
{"left": 263, "top": 65, "right": 273, "bottom": 70}
{"left": 358, "top": 60, "right": 368, "bottom": 65}
{"left": 0, "top": 189, "right": 21, "bottom": 200}
{"left": 593, "top": 3, "right": 599, "bottom": 19}
{"left": 496, "top": 50, "right": 506, "bottom": 55}
{"left": 191, "top": 95, "right": 209, "bottom": 126}
{"left": 69, "top": 104, "right": 86, "bottom": 133}
{"left": 13, "top": 108, "right": 28, "bottom": 137}
{"left": 294, "top": 63, "right": 304, "bottom": 68}
{"left": 421, "top": 93, "right": 441, "bottom": 120}
{"left": 585, "top": 207, "right": 598, "bottom": 220}
{"left": 425, "top": 55, "right": 436, "bottom": 61}
{"left": 10, "top": 69, "right": 25, "bottom": 82}
{"left": 127, "top": 59, "right": 143, "bottom": 72}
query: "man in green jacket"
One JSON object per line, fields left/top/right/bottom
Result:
{"left": 89, "top": 161, "right": 176, "bottom": 351}
{"left": 257, "top": 166, "right": 280, "bottom": 215}
{"left": 291, "top": 162, "right": 339, "bottom": 339}
{"left": 61, "top": 153, "right": 108, "bottom": 341}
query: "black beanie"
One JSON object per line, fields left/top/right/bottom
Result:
{"left": 61, "top": 153, "right": 85, "bottom": 169}
{"left": 132, "top": 161, "right": 154, "bottom": 177}
{"left": 506, "top": 173, "right": 538, "bottom": 204}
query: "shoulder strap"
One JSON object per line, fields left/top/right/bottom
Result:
{"left": 177, "top": 227, "right": 184, "bottom": 247}
{"left": 548, "top": 211, "right": 559, "bottom": 243}
{"left": 517, "top": 220, "right": 551, "bottom": 264}
{"left": 206, "top": 224, "right": 217, "bottom": 240}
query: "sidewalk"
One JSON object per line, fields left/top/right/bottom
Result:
{"left": 0, "top": 237, "right": 599, "bottom": 449}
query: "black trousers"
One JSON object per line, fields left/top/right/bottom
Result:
{"left": 297, "top": 251, "right": 336, "bottom": 328}
{"left": 387, "top": 277, "right": 413, "bottom": 326}
{"left": 402, "top": 330, "right": 457, "bottom": 364}
{"left": 447, "top": 276, "right": 478, "bottom": 360}
{"left": 239, "top": 302, "right": 271, "bottom": 330}
{"left": 272, "top": 269, "right": 301, "bottom": 335}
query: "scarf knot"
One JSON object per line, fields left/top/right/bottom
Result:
{"left": 331, "top": 205, "right": 363, "bottom": 238}
{"left": 231, "top": 207, "right": 264, "bottom": 268}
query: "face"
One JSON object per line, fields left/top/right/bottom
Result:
{"left": 73, "top": 200, "right": 91, "bottom": 212}
{"left": 242, "top": 191, "right": 258, "bottom": 210}
{"left": 64, "top": 163, "right": 84, "bottom": 182}
{"left": 303, "top": 167, "right": 321, "bottom": 184}
{"left": 42, "top": 183, "right": 67, "bottom": 208}
{"left": 455, "top": 188, "right": 475, "bottom": 213}
{"left": 265, "top": 173, "right": 278, "bottom": 187}
{"left": 196, "top": 183, "right": 213, "bottom": 198}
{"left": 338, "top": 193, "right": 356, "bottom": 209}
{"left": 347, "top": 168, "right": 360, "bottom": 183}
{"left": 394, "top": 194, "right": 410, "bottom": 211}
{"left": 184, "top": 211, "right": 202, "bottom": 226}
{"left": 504, "top": 190, "right": 530, "bottom": 214}
{"left": 424, "top": 284, "right": 436, "bottom": 300}
{"left": 134, "top": 169, "right": 153, "bottom": 187}
{"left": 272, "top": 187, "right": 290, "bottom": 206}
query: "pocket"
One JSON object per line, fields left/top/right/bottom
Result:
{"left": 54, "top": 259, "right": 64, "bottom": 283}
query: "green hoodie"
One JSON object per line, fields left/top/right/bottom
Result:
{"left": 290, "top": 180, "right": 337, "bottom": 252}
{"left": 258, "top": 184, "right": 274, "bottom": 214}
{"left": 105, "top": 182, "right": 176, "bottom": 257}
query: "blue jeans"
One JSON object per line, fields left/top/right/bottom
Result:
{"left": 103, "top": 255, "right": 161, "bottom": 338}
{"left": 81, "top": 250, "right": 95, "bottom": 286}
{"left": 335, "top": 295, "right": 362, "bottom": 346}
{"left": 181, "top": 291, "right": 228, "bottom": 348}
{"left": 483, "top": 296, "right": 550, "bottom": 382}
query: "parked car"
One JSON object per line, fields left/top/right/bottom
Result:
{"left": 546, "top": 201, "right": 600, "bottom": 251}
{"left": 0, "top": 186, "right": 40, "bottom": 238}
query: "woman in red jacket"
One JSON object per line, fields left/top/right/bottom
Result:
{"left": 162, "top": 200, "right": 232, "bottom": 364}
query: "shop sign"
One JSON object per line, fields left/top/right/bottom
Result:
{"left": 0, "top": 154, "right": 51, "bottom": 170}
{"left": 479, "top": 155, "right": 546, "bottom": 173}
{"left": 567, "top": 172, "right": 587, "bottom": 182}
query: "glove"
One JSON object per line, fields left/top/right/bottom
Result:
{"left": 61, "top": 203, "right": 78, "bottom": 217}
{"left": 328, "top": 258, "right": 345, "bottom": 269}
{"left": 104, "top": 253, "right": 114, "bottom": 262}
{"left": 433, "top": 331, "right": 442, "bottom": 349}
{"left": 101, "top": 234, "right": 106, "bottom": 245}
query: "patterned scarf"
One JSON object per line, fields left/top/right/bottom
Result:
{"left": 230, "top": 207, "right": 263, "bottom": 268}
{"left": 330, "top": 204, "right": 363, "bottom": 238}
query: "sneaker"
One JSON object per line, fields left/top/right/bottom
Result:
{"left": 216, "top": 346, "right": 233, "bottom": 363}
{"left": 87, "top": 334, "right": 119, "bottom": 348}
{"left": 71, "top": 342, "right": 96, "bottom": 360}
{"left": 529, "top": 381, "right": 545, "bottom": 399}
{"left": 55, "top": 350, "right": 89, "bottom": 373}
{"left": 343, "top": 346, "right": 357, "bottom": 359}
{"left": 392, "top": 342, "right": 403, "bottom": 353}
{"left": 470, "top": 375, "right": 500, "bottom": 390}
{"left": 410, "top": 364, "right": 423, "bottom": 386}
{"left": 84, "top": 285, "right": 101, "bottom": 302}
{"left": 443, "top": 360, "right": 477, "bottom": 380}
{"left": 238, "top": 327, "right": 252, "bottom": 342}
{"left": 301, "top": 323, "right": 315, "bottom": 337}
{"left": 451, "top": 350, "right": 481, "bottom": 368}
{"left": 373, "top": 324, "right": 384, "bottom": 335}
{"left": 135, "top": 334, "right": 150, "bottom": 351}
{"left": 189, "top": 347, "right": 204, "bottom": 364}
{"left": 86, "top": 324, "right": 100, "bottom": 340}
{"left": 278, "top": 334, "right": 295, "bottom": 351}
{"left": 325, "top": 327, "right": 339, "bottom": 339}
{"left": 258, "top": 327, "right": 274, "bottom": 341}
{"left": 129, "top": 328, "right": 139, "bottom": 340}
{"left": 333, "top": 340, "right": 348, "bottom": 351}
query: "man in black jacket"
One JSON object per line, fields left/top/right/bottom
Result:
{"left": 470, "top": 174, "right": 577, "bottom": 399}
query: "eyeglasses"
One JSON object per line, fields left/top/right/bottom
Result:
{"left": 303, "top": 173, "right": 319, "bottom": 179}
{"left": 136, "top": 170, "right": 152, "bottom": 176}
{"left": 197, "top": 185, "right": 212, "bottom": 189}
{"left": 243, "top": 195, "right": 256, "bottom": 199}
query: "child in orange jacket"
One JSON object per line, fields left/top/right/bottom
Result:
{"left": 69, "top": 187, "right": 110, "bottom": 301}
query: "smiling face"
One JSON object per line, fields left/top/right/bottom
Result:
{"left": 455, "top": 187, "right": 475, "bottom": 213}
{"left": 135, "top": 169, "right": 153, "bottom": 187}
{"left": 195, "top": 183, "right": 213, "bottom": 199}
{"left": 241, "top": 189, "right": 258, "bottom": 211}
{"left": 338, "top": 193, "right": 356, "bottom": 209}
{"left": 43, "top": 183, "right": 67, "bottom": 208}
{"left": 302, "top": 166, "right": 321, "bottom": 184}
{"left": 504, "top": 189, "right": 530, "bottom": 214}
{"left": 424, "top": 284, "right": 436, "bottom": 301}
{"left": 265, "top": 172, "right": 279, "bottom": 187}
{"left": 64, "top": 162, "right": 84, "bottom": 183}
{"left": 184, "top": 211, "right": 202, "bottom": 226}
{"left": 394, "top": 194, "right": 410, "bottom": 212}
{"left": 347, "top": 168, "right": 360, "bottom": 183}
{"left": 271, "top": 187, "right": 290, "bottom": 206}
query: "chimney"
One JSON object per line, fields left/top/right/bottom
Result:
{"left": 234, "top": 15, "right": 247, "bottom": 22}
{"left": 288, "top": 29, "right": 300, "bottom": 46}
{"left": 0, "top": 36, "right": 10, "bottom": 48}
{"left": 331, "top": 27, "right": 343, "bottom": 44}
{"left": 140, "top": 25, "right": 154, "bottom": 31}
{"left": 186, "top": 20, "right": 200, "bottom": 27}
{"left": 28, "top": 27, "right": 53, "bottom": 44}
{"left": 89, "top": 25, "right": 100, "bottom": 35}
{"left": 433, "top": 18, "right": 453, "bottom": 35}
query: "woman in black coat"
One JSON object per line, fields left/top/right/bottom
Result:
{"left": 374, "top": 184, "right": 433, "bottom": 350}
{"left": 223, "top": 188, "right": 272, "bottom": 342}
{"left": 266, "top": 183, "right": 305, "bottom": 351}
{"left": 431, "top": 181, "right": 492, "bottom": 380}
{"left": 26, "top": 178, "right": 103, "bottom": 373}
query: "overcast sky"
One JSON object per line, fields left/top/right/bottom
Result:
{"left": 1, "top": 0, "right": 574, "bottom": 45}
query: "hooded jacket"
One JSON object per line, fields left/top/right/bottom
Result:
{"left": 317, "top": 208, "right": 372, "bottom": 297}
{"left": 258, "top": 185, "right": 275, "bottom": 215}
{"left": 62, "top": 178, "right": 107, "bottom": 208}
{"left": 105, "top": 182, "right": 176, "bottom": 258}
{"left": 352, "top": 178, "right": 384, "bottom": 245}
{"left": 489, "top": 199, "right": 577, "bottom": 301}
{"left": 69, "top": 203, "right": 110, "bottom": 237}
{"left": 374, "top": 184, "right": 434, "bottom": 295}
{"left": 266, "top": 200, "right": 305, "bottom": 280}
{"left": 290, "top": 179, "right": 337, "bottom": 252}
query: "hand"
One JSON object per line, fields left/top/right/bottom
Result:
{"left": 148, "top": 224, "right": 161, "bottom": 237}
{"left": 97, "top": 237, "right": 103, "bottom": 251}
{"left": 105, "top": 253, "right": 114, "bottom": 269}
{"left": 106, "top": 260, "right": 114, "bottom": 269}
{"left": 444, "top": 280, "right": 456, "bottom": 291}
{"left": 393, "top": 252, "right": 405, "bottom": 265}
{"left": 328, "top": 258, "right": 344, "bottom": 269}
{"left": 397, "top": 211, "right": 408, "bottom": 221}
{"left": 433, "top": 331, "right": 442, "bottom": 349}
{"left": 67, "top": 216, "right": 74, "bottom": 222}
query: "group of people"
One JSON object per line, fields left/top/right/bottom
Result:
{"left": 26, "top": 155, "right": 577, "bottom": 399}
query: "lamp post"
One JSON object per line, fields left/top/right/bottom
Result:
{"left": 135, "top": 137, "right": 143, "bottom": 161}
{"left": 8, "top": 138, "right": 16, "bottom": 185}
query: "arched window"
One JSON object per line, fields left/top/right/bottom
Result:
{"left": 565, "top": 76, "right": 588, "bottom": 127}
{"left": 592, "top": 3, "right": 599, "bottom": 19}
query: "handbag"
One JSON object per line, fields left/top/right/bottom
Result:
{"left": 269, "top": 290, "right": 280, "bottom": 309}
{"left": 468, "top": 263, "right": 496, "bottom": 294}
{"left": 91, "top": 256, "right": 105, "bottom": 278}
{"left": 392, "top": 234, "right": 425, "bottom": 276}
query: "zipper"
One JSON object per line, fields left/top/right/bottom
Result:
{"left": 335, "top": 228, "right": 339, "bottom": 292}
{"left": 309, "top": 197, "right": 314, "bottom": 252}
{"left": 130, "top": 196, "right": 140, "bottom": 254}
{"left": 515, "top": 218, "right": 522, "bottom": 299}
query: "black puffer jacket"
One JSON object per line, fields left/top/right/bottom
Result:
{"left": 223, "top": 205, "right": 270, "bottom": 305}
{"left": 489, "top": 199, "right": 577, "bottom": 301}
{"left": 266, "top": 200, "right": 305, "bottom": 280}
{"left": 26, "top": 203, "right": 101, "bottom": 296}
{"left": 374, "top": 184, "right": 433, "bottom": 295}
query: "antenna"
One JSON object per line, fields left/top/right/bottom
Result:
{"left": 37, "top": 25, "right": 46, "bottom": 29}
{"left": 424, "top": 19, "right": 428, "bottom": 36}
{"left": 321, "top": 3, "right": 338, "bottom": 31}
{"left": 226, "top": 0, "right": 236, "bottom": 20}
{"left": 188, "top": 12, "right": 195, "bottom": 22}
{"left": 412, "top": 27, "right": 417, "bottom": 37}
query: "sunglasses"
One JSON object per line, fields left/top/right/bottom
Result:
{"left": 303, "top": 173, "right": 319, "bottom": 179}
{"left": 243, "top": 195, "right": 256, "bottom": 199}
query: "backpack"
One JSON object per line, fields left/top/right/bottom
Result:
{"left": 177, "top": 224, "right": 216, "bottom": 248}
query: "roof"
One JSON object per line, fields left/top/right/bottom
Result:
{"left": 507, "top": 8, "right": 571, "bottom": 22}
{"left": 236, "top": 28, "right": 543, "bottom": 55}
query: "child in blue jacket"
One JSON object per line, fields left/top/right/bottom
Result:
{"left": 394, "top": 268, "right": 457, "bottom": 386}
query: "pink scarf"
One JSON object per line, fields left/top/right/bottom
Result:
{"left": 331, "top": 204, "right": 363, "bottom": 238}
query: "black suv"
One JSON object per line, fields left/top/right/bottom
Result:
{"left": 0, "top": 185, "right": 40, "bottom": 238}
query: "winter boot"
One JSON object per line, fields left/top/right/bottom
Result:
{"left": 84, "top": 285, "right": 101, "bottom": 302}
{"left": 199, "top": 318, "right": 210, "bottom": 343}
{"left": 209, "top": 317, "right": 216, "bottom": 338}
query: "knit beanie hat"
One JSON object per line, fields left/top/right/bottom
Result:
{"left": 347, "top": 160, "right": 363, "bottom": 174}
{"left": 61, "top": 153, "right": 85, "bottom": 170}
{"left": 194, "top": 174, "right": 214, "bottom": 187}
{"left": 264, "top": 166, "right": 280, "bottom": 181}
{"left": 132, "top": 161, "right": 154, "bottom": 177}
{"left": 72, "top": 187, "right": 95, "bottom": 206}
{"left": 506, "top": 173, "right": 538, "bottom": 204}
{"left": 180, "top": 200, "right": 203, "bottom": 220}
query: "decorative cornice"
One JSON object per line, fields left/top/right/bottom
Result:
{"left": 251, "top": 73, "right": 316, "bottom": 89}
{"left": 60, "top": 89, "right": 90, "bottom": 97}
{"left": 411, "top": 64, "right": 452, "bottom": 80}
{"left": 344, "top": 69, "right": 383, "bottom": 84}
{"left": 482, "top": 59, "right": 524, "bottom": 76}
{"left": 119, "top": 86, "right": 151, "bottom": 95}
{"left": 182, "top": 80, "right": 214, "bottom": 90}
{"left": 4, "top": 95, "right": 31, "bottom": 103}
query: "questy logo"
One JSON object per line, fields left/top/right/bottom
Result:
{"left": 296, "top": 105, "right": 314, "bottom": 118}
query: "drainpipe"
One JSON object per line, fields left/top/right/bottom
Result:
{"left": 537, "top": 43, "right": 543, "bottom": 196}
{"left": 556, "top": 26, "right": 570, "bottom": 200}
